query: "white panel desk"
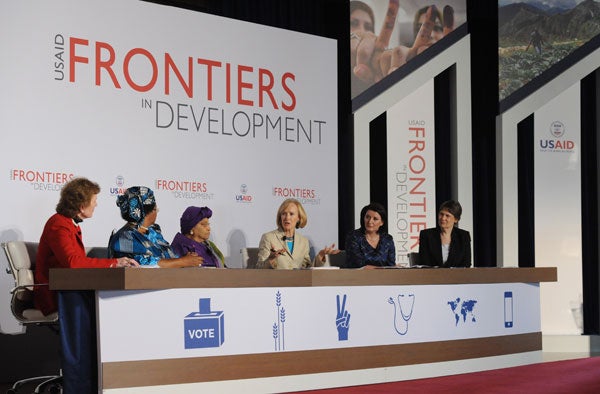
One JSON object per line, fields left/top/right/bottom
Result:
{"left": 50, "top": 267, "right": 557, "bottom": 392}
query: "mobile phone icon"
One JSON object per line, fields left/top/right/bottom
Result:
{"left": 504, "top": 291, "right": 513, "bottom": 328}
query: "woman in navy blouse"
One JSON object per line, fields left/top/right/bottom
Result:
{"left": 344, "top": 202, "right": 396, "bottom": 268}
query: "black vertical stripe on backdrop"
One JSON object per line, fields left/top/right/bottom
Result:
{"left": 467, "top": 0, "right": 498, "bottom": 267}
{"left": 434, "top": 66, "right": 453, "bottom": 210}
{"left": 581, "top": 70, "right": 599, "bottom": 335}
{"left": 517, "top": 114, "right": 535, "bottom": 268}
{"left": 369, "top": 112, "right": 387, "bottom": 207}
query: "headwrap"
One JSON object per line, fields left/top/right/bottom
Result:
{"left": 180, "top": 206, "right": 212, "bottom": 234}
{"left": 116, "top": 186, "right": 156, "bottom": 224}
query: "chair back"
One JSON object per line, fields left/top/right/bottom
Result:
{"left": 2, "top": 241, "right": 58, "bottom": 324}
{"left": 241, "top": 247, "right": 259, "bottom": 269}
{"left": 327, "top": 250, "right": 346, "bottom": 267}
{"left": 408, "top": 252, "right": 421, "bottom": 267}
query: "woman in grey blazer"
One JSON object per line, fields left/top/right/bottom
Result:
{"left": 256, "top": 198, "right": 338, "bottom": 269}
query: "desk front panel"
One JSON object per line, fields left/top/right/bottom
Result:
{"left": 97, "top": 282, "right": 541, "bottom": 389}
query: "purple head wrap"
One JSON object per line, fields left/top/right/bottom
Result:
{"left": 180, "top": 206, "right": 212, "bottom": 234}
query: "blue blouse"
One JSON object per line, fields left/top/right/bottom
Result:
{"left": 344, "top": 229, "right": 396, "bottom": 268}
{"left": 110, "top": 223, "right": 178, "bottom": 266}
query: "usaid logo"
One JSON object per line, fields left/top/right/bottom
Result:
{"left": 549, "top": 121, "right": 565, "bottom": 138}
{"left": 539, "top": 120, "right": 575, "bottom": 152}
{"left": 235, "top": 183, "right": 253, "bottom": 203}
{"left": 109, "top": 175, "right": 126, "bottom": 196}
{"left": 184, "top": 298, "right": 224, "bottom": 349}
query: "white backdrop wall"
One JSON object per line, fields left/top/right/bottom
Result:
{"left": 0, "top": 0, "right": 338, "bottom": 268}
{"left": 534, "top": 82, "right": 583, "bottom": 334}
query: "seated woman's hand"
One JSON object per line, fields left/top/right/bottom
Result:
{"left": 179, "top": 252, "right": 204, "bottom": 267}
{"left": 114, "top": 257, "right": 139, "bottom": 268}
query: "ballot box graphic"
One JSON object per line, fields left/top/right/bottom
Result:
{"left": 184, "top": 298, "right": 224, "bottom": 349}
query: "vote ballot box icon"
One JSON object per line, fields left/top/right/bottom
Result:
{"left": 184, "top": 298, "right": 224, "bottom": 349}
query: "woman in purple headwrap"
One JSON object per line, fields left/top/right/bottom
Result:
{"left": 109, "top": 186, "right": 203, "bottom": 268}
{"left": 171, "top": 206, "right": 226, "bottom": 268}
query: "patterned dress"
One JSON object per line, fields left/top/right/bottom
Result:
{"left": 344, "top": 229, "right": 396, "bottom": 268}
{"left": 110, "top": 223, "right": 178, "bottom": 266}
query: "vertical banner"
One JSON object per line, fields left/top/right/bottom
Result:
{"left": 534, "top": 82, "right": 582, "bottom": 334}
{"left": 386, "top": 80, "right": 436, "bottom": 265}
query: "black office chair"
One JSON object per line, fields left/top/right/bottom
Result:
{"left": 2, "top": 241, "right": 62, "bottom": 394}
{"left": 327, "top": 250, "right": 347, "bottom": 267}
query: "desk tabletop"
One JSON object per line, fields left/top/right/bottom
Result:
{"left": 50, "top": 266, "right": 557, "bottom": 290}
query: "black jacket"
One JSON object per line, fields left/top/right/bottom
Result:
{"left": 418, "top": 227, "right": 471, "bottom": 267}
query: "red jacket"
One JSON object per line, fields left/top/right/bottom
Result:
{"left": 34, "top": 213, "right": 115, "bottom": 315}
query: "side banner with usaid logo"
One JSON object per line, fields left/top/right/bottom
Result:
{"left": 534, "top": 81, "right": 582, "bottom": 335}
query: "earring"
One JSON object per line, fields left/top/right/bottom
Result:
{"left": 190, "top": 230, "right": 194, "bottom": 235}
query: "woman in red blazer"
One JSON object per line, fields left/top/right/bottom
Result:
{"left": 33, "top": 177, "right": 138, "bottom": 394}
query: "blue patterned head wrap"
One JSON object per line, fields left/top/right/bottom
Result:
{"left": 117, "top": 186, "right": 156, "bottom": 224}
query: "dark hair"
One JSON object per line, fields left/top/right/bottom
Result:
{"left": 56, "top": 177, "right": 100, "bottom": 218}
{"left": 350, "top": 1, "right": 375, "bottom": 33}
{"left": 359, "top": 202, "right": 388, "bottom": 234}
{"left": 413, "top": 6, "right": 443, "bottom": 40}
{"left": 438, "top": 200, "right": 462, "bottom": 223}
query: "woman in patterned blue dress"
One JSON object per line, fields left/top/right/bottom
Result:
{"left": 109, "top": 186, "right": 203, "bottom": 268}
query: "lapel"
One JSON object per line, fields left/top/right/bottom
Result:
{"left": 72, "top": 220, "right": 85, "bottom": 248}
{"left": 447, "top": 229, "right": 458, "bottom": 264}
{"left": 275, "top": 230, "right": 291, "bottom": 258}
{"left": 278, "top": 230, "right": 299, "bottom": 258}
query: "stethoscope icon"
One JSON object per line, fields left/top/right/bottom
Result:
{"left": 388, "top": 293, "right": 415, "bottom": 335}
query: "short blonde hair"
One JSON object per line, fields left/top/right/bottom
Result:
{"left": 276, "top": 198, "right": 307, "bottom": 230}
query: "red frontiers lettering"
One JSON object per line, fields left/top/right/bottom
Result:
{"left": 166, "top": 54, "right": 193, "bottom": 98}
{"left": 407, "top": 125, "right": 428, "bottom": 249}
{"left": 237, "top": 65, "right": 254, "bottom": 106}
{"left": 197, "top": 58, "right": 222, "bottom": 101}
{"left": 67, "top": 37, "right": 297, "bottom": 111}
{"left": 272, "top": 187, "right": 315, "bottom": 199}
{"left": 408, "top": 155, "right": 426, "bottom": 174}
{"left": 124, "top": 48, "right": 158, "bottom": 92}
{"left": 258, "top": 68, "right": 277, "bottom": 110}
{"left": 11, "top": 170, "right": 74, "bottom": 184}
{"left": 155, "top": 180, "right": 207, "bottom": 193}
{"left": 410, "top": 126, "right": 425, "bottom": 138}
{"left": 281, "top": 72, "right": 296, "bottom": 111}
{"left": 95, "top": 41, "right": 121, "bottom": 88}
{"left": 69, "top": 37, "right": 89, "bottom": 83}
